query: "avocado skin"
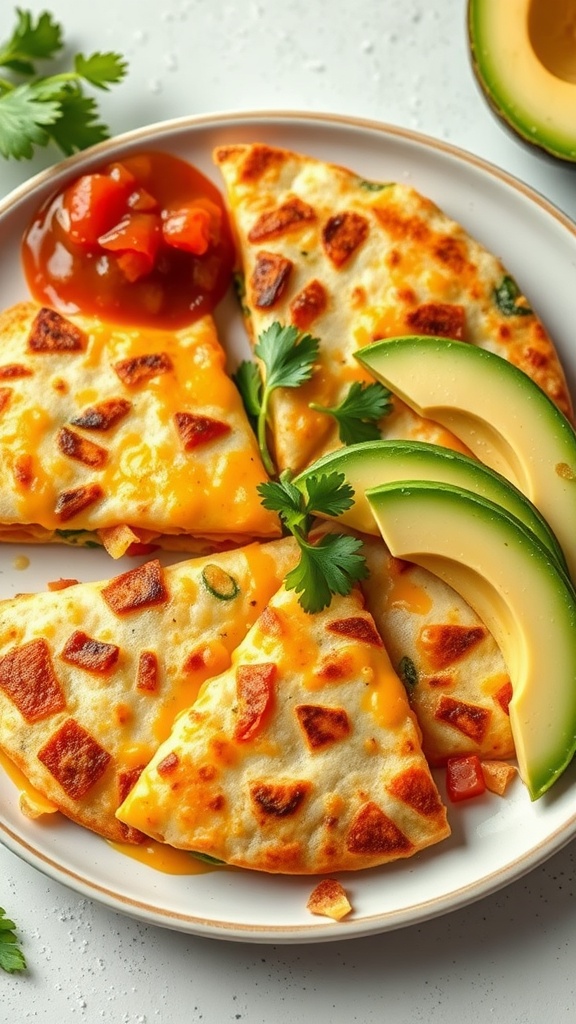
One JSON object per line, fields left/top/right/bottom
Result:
{"left": 467, "top": 0, "right": 576, "bottom": 164}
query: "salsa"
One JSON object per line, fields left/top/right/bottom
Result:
{"left": 22, "top": 151, "right": 236, "bottom": 329}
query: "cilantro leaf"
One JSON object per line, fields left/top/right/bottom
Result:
{"left": 45, "top": 87, "right": 109, "bottom": 155}
{"left": 258, "top": 471, "right": 368, "bottom": 613}
{"left": 285, "top": 533, "right": 367, "bottom": 613}
{"left": 494, "top": 276, "right": 533, "bottom": 318}
{"left": 74, "top": 52, "right": 129, "bottom": 90}
{"left": 302, "top": 470, "right": 355, "bottom": 519}
{"left": 240, "top": 322, "right": 320, "bottom": 476}
{"left": 255, "top": 323, "right": 319, "bottom": 392}
{"left": 233, "top": 360, "right": 262, "bottom": 422}
{"left": 310, "top": 380, "right": 392, "bottom": 445}
{"left": 0, "top": 10, "right": 128, "bottom": 160}
{"left": 0, "top": 9, "right": 62, "bottom": 74}
{"left": 0, "top": 907, "right": 26, "bottom": 974}
{"left": 0, "top": 82, "right": 60, "bottom": 158}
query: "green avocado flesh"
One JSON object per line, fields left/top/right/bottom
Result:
{"left": 296, "top": 439, "right": 567, "bottom": 574}
{"left": 365, "top": 480, "right": 576, "bottom": 800}
{"left": 468, "top": 0, "right": 576, "bottom": 162}
{"left": 355, "top": 336, "right": 576, "bottom": 584}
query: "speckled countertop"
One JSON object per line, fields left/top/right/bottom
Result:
{"left": 1, "top": 1, "right": 575, "bottom": 1021}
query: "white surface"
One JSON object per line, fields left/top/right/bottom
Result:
{"left": 1, "top": 0, "right": 575, "bottom": 1018}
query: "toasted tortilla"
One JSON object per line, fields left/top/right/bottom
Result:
{"left": 359, "top": 535, "right": 514, "bottom": 765}
{"left": 0, "top": 538, "right": 297, "bottom": 843}
{"left": 117, "top": 585, "right": 450, "bottom": 873}
{"left": 0, "top": 302, "right": 279, "bottom": 555}
{"left": 214, "top": 143, "right": 572, "bottom": 473}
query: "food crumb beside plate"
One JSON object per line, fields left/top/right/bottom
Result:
{"left": 306, "top": 879, "right": 352, "bottom": 921}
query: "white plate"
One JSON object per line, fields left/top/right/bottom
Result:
{"left": 1, "top": 110, "right": 575, "bottom": 944}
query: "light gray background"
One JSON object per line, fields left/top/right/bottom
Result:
{"left": 1, "top": 2, "right": 575, "bottom": 1021}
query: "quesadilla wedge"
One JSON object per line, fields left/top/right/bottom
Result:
{"left": 0, "top": 301, "right": 279, "bottom": 556}
{"left": 117, "top": 585, "right": 450, "bottom": 873}
{"left": 359, "top": 535, "right": 515, "bottom": 766}
{"left": 0, "top": 537, "right": 297, "bottom": 843}
{"left": 214, "top": 142, "right": 572, "bottom": 473}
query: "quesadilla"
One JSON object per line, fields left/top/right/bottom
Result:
{"left": 117, "top": 585, "right": 450, "bottom": 873}
{"left": 359, "top": 535, "right": 514, "bottom": 766}
{"left": 0, "top": 538, "right": 297, "bottom": 843}
{"left": 0, "top": 301, "right": 279, "bottom": 556}
{"left": 214, "top": 142, "right": 572, "bottom": 473}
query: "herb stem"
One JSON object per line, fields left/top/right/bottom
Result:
{"left": 257, "top": 389, "right": 275, "bottom": 477}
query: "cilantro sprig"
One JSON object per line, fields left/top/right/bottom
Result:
{"left": 234, "top": 322, "right": 320, "bottom": 477}
{"left": 0, "top": 906, "right": 26, "bottom": 973}
{"left": 310, "top": 380, "right": 393, "bottom": 445}
{"left": 0, "top": 8, "right": 128, "bottom": 160}
{"left": 258, "top": 471, "right": 368, "bottom": 613}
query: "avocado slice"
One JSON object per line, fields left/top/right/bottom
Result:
{"left": 295, "top": 439, "right": 567, "bottom": 573}
{"left": 355, "top": 335, "right": 576, "bottom": 583}
{"left": 468, "top": 0, "right": 576, "bottom": 162}
{"left": 365, "top": 479, "right": 576, "bottom": 800}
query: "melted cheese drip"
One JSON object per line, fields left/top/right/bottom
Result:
{"left": 108, "top": 840, "right": 217, "bottom": 874}
{"left": 361, "top": 657, "right": 410, "bottom": 730}
{"left": 0, "top": 749, "right": 58, "bottom": 816}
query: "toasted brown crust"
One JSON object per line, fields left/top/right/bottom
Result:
{"left": 28, "top": 307, "right": 85, "bottom": 353}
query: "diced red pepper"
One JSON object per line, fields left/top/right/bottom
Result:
{"left": 162, "top": 201, "right": 219, "bottom": 255}
{"left": 61, "top": 174, "right": 131, "bottom": 248}
{"left": 446, "top": 754, "right": 486, "bottom": 802}
{"left": 98, "top": 212, "right": 162, "bottom": 280}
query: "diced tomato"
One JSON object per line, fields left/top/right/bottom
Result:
{"left": 61, "top": 174, "right": 131, "bottom": 248}
{"left": 98, "top": 212, "right": 162, "bottom": 279}
{"left": 162, "top": 203, "right": 217, "bottom": 255}
{"left": 127, "top": 187, "right": 159, "bottom": 212}
{"left": 446, "top": 754, "right": 486, "bottom": 802}
{"left": 105, "top": 161, "right": 137, "bottom": 188}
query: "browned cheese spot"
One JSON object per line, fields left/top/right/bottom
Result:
{"left": 250, "top": 251, "right": 293, "bottom": 308}
{"left": 295, "top": 704, "right": 350, "bottom": 750}
{"left": 54, "top": 483, "right": 103, "bottom": 522}
{"left": 419, "top": 623, "right": 486, "bottom": 670}
{"left": 71, "top": 397, "right": 132, "bottom": 431}
{"left": 494, "top": 679, "right": 513, "bottom": 716}
{"left": 0, "top": 637, "right": 66, "bottom": 722}
{"left": 248, "top": 196, "right": 316, "bottom": 243}
{"left": 37, "top": 718, "right": 111, "bottom": 799}
{"left": 57, "top": 426, "right": 108, "bottom": 469}
{"left": 28, "top": 308, "right": 86, "bottom": 353}
{"left": 387, "top": 766, "right": 443, "bottom": 817}
{"left": 322, "top": 211, "right": 369, "bottom": 268}
{"left": 113, "top": 352, "right": 173, "bottom": 387}
{"left": 249, "top": 780, "right": 311, "bottom": 819}
{"left": 0, "top": 388, "right": 12, "bottom": 415}
{"left": 174, "top": 411, "right": 231, "bottom": 450}
{"left": 0, "top": 363, "right": 33, "bottom": 379}
{"left": 406, "top": 302, "right": 466, "bottom": 341}
{"left": 136, "top": 651, "right": 159, "bottom": 692}
{"left": 327, "top": 615, "right": 383, "bottom": 647}
{"left": 13, "top": 453, "right": 34, "bottom": 488}
{"left": 101, "top": 559, "right": 168, "bottom": 615}
{"left": 346, "top": 801, "right": 413, "bottom": 856}
{"left": 157, "top": 751, "right": 179, "bottom": 777}
{"left": 289, "top": 279, "right": 328, "bottom": 330}
{"left": 60, "top": 630, "right": 120, "bottom": 674}
{"left": 434, "top": 694, "right": 492, "bottom": 743}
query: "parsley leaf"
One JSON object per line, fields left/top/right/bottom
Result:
{"left": 310, "top": 380, "right": 392, "bottom": 445}
{"left": 258, "top": 470, "right": 367, "bottom": 613}
{"left": 235, "top": 322, "right": 320, "bottom": 476}
{"left": 0, "top": 9, "right": 128, "bottom": 160}
{"left": 0, "top": 907, "right": 26, "bottom": 974}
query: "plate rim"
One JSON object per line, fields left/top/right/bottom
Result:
{"left": 1, "top": 107, "right": 575, "bottom": 943}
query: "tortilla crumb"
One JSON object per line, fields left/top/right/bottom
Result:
{"left": 481, "top": 760, "right": 517, "bottom": 796}
{"left": 306, "top": 878, "right": 352, "bottom": 921}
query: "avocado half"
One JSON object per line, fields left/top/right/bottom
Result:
{"left": 468, "top": 0, "right": 576, "bottom": 162}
